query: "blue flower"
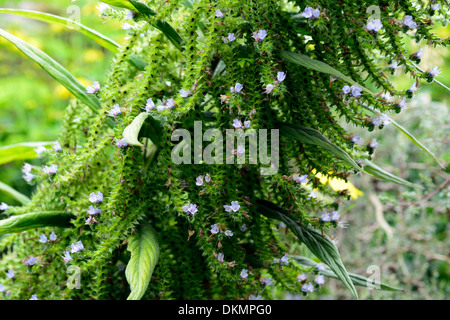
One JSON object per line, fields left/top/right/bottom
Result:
{"left": 315, "top": 275, "right": 326, "bottom": 285}
{"left": 240, "top": 269, "right": 248, "bottom": 279}
{"left": 210, "top": 224, "right": 220, "bottom": 234}
{"left": 87, "top": 205, "right": 101, "bottom": 215}
{"left": 49, "top": 232, "right": 57, "bottom": 242}
{"left": 24, "top": 256, "right": 37, "bottom": 266}
{"left": 403, "top": 15, "right": 417, "bottom": 29}
{"left": 0, "top": 202, "right": 9, "bottom": 212}
{"left": 6, "top": 270, "right": 15, "bottom": 279}
{"left": 215, "top": 9, "right": 224, "bottom": 18}
{"left": 29, "top": 294, "right": 38, "bottom": 300}
{"left": 53, "top": 142, "right": 62, "bottom": 152}
{"left": 89, "top": 191, "right": 103, "bottom": 204}
{"left": 253, "top": 29, "right": 267, "bottom": 42}
{"left": 86, "top": 81, "right": 100, "bottom": 94}
{"left": 224, "top": 230, "right": 234, "bottom": 237}
{"left": 116, "top": 138, "right": 128, "bottom": 149}
{"left": 145, "top": 98, "right": 156, "bottom": 112}
{"left": 351, "top": 134, "right": 361, "bottom": 144}
{"left": 303, "top": 7, "right": 320, "bottom": 19}
{"left": 108, "top": 104, "right": 122, "bottom": 117}
{"left": 366, "top": 19, "right": 383, "bottom": 33}
{"left": 180, "top": 89, "right": 191, "bottom": 98}
{"left": 39, "top": 234, "right": 48, "bottom": 243}
{"left": 224, "top": 201, "right": 240, "bottom": 212}
{"left": 43, "top": 164, "right": 57, "bottom": 175}
{"left": 301, "top": 283, "right": 314, "bottom": 293}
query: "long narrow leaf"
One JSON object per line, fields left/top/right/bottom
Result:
{"left": 293, "top": 256, "right": 403, "bottom": 291}
{"left": 0, "top": 28, "right": 101, "bottom": 112}
{"left": 257, "top": 199, "right": 358, "bottom": 299}
{"left": 0, "top": 141, "right": 52, "bottom": 166}
{"left": 0, "top": 181, "right": 30, "bottom": 205}
{"left": 0, "top": 211, "right": 72, "bottom": 235}
{"left": 363, "top": 160, "right": 419, "bottom": 188}
{"left": 0, "top": 8, "right": 119, "bottom": 52}
{"left": 280, "top": 50, "right": 375, "bottom": 95}
{"left": 125, "top": 222, "right": 160, "bottom": 300}
{"left": 277, "top": 122, "right": 361, "bottom": 171}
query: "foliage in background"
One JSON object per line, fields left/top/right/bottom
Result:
{"left": 0, "top": 0, "right": 448, "bottom": 300}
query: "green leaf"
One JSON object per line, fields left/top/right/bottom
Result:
{"left": 362, "top": 160, "right": 419, "bottom": 188}
{"left": 0, "top": 28, "right": 101, "bottom": 113}
{"left": 102, "top": 0, "right": 182, "bottom": 50}
{"left": 123, "top": 112, "right": 163, "bottom": 147}
{"left": 125, "top": 222, "right": 160, "bottom": 300}
{"left": 0, "top": 141, "right": 53, "bottom": 166}
{"left": 257, "top": 199, "right": 358, "bottom": 299}
{"left": 0, "top": 211, "right": 72, "bottom": 236}
{"left": 362, "top": 105, "right": 444, "bottom": 169}
{"left": 280, "top": 50, "right": 375, "bottom": 95}
{"left": 0, "top": 181, "right": 30, "bottom": 205}
{"left": 0, "top": 8, "right": 120, "bottom": 52}
{"left": 293, "top": 256, "right": 403, "bottom": 292}
{"left": 277, "top": 122, "right": 361, "bottom": 171}
{"left": 99, "top": 0, "right": 136, "bottom": 10}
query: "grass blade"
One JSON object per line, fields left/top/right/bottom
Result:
{"left": 0, "top": 181, "right": 30, "bottom": 205}
{"left": 0, "top": 211, "right": 72, "bottom": 235}
{"left": 0, "top": 28, "right": 101, "bottom": 113}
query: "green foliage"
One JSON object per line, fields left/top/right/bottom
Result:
{"left": 0, "top": 0, "right": 447, "bottom": 301}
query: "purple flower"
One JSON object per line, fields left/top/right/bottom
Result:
{"left": 226, "top": 33, "right": 236, "bottom": 43}
{"left": 315, "top": 275, "right": 326, "bottom": 285}
{"left": 43, "top": 164, "right": 57, "bottom": 175}
{"left": 276, "top": 71, "right": 286, "bottom": 83}
{"left": 88, "top": 205, "right": 101, "bottom": 216}
{"left": 303, "top": 7, "right": 320, "bottom": 19}
{"left": 233, "top": 83, "right": 243, "bottom": 94}
{"left": 369, "top": 138, "right": 379, "bottom": 149}
{"left": 29, "top": 294, "right": 38, "bottom": 300}
{"left": 53, "top": 141, "right": 62, "bottom": 152}
{"left": 320, "top": 213, "right": 331, "bottom": 222}
{"left": 217, "top": 252, "right": 224, "bottom": 263}
{"left": 316, "top": 263, "right": 326, "bottom": 271}
{"left": 351, "top": 134, "right": 361, "bottom": 144}
{"left": 249, "top": 294, "right": 261, "bottom": 300}
{"left": 232, "top": 119, "right": 243, "bottom": 129}
{"left": 6, "top": 270, "right": 15, "bottom": 279}
{"left": 428, "top": 66, "right": 440, "bottom": 78}
{"left": 397, "top": 97, "right": 407, "bottom": 110}
{"left": 264, "top": 84, "right": 275, "bottom": 94}
{"left": 331, "top": 211, "right": 340, "bottom": 221}
{"left": 280, "top": 254, "right": 289, "bottom": 265}
{"left": 371, "top": 116, "right": 382, "bottom": 127}
{"left": 408, "top": 82, "right": 418, "bottom": 93}
{"left": 301, "top": 283, "right": 314, "bottom": 293}
{"left": 180, "top": 89, "right": 191, "bottom": 98}
{"left": 366, "top": 19, "right": 383, "bottom": 33}
{"left": 224, "top": 230, "right": 234, "bottom": 237}
{"left": 0, "top": 202, "right": 9, "bottom": 211}
{"left": 86, "top": 81, "right": 100, "bottom": 94}
{"left": 108, "top": 104, "right": 122, "bottom": 117}
{"left": 39, "top": 234, "right": 48, "bottom": 243}
{"left": 260, "top": 277, "right": 274, "bottom": 285}
{"left": 224, "top": 201, "right": 240, "bottom": 212}
{"left": 403, "top": 15, "right": 417, "bottom": 29}
{"left": 165, "top": 98, "right": 176, "bottom": 109}
{"left": 215, "top": 9, "right": 224, "bottom": 18}
{"left": 204, "top": 174, "right": 211, "bottom": 183}
{"left": 34, "top": 146, "right": 47, "bottom": 155}
{"left": 24, "top": 256, "right": 37, "bottom": 266}
{"left": 293, "top": 174, "right": 308, "bottom": 184}
{"left": 350, "top": 85, "right": 362, "bottom": 97}
{"left": 196, "top": 175, "right": 204, "bottom": 186}
{"left": 297, "top": 273, "right": 307, "bottom": 282}
{"left": 116, "top": 138, "right": 128, "bottom": 149}
{"left": 253, "top": 29, "right": 267, "bottom": 42}
{"left": 70, "top": 241, "right": 85, "bottom": 253}
{"left": 23, "top": 172, "right": 35, "bottom": 184}
{"left": 0, "top": 283, "right": 5, "bottom": 292}
{"left": 145, "top": 98, "right": 156, "bottom": 112}
{"left": 240, "top": 224, "right": 248, "bottom": 232}
{"left": 89, "top": 191, "right": 103, "bottom": 204}
{"left": 62, "top": 251, "right": 72, "bottom": 263}
{"left": 342, "top": 85, "right": 351, "bottom": 94}
{"left": 49, "top": 232, "right": 57, "bottom": 242}
{"left": 240, "top": 269, "right": 248, "bottom": 279}
{"left": 210, "top": 224, "right": 220, "bottom": 234}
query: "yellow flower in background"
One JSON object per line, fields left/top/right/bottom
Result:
{"left": 54, "top": 77, "right": 91, "bottom": 99}
{"left": 313, "top": 170, "right": 364, "bottom": 200}
{"left": 83, "top": 49, "right": 104, "bottom": 63}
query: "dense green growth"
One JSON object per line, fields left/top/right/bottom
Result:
{"left": 0, "top": 0, "right": 447, "bottom": 300}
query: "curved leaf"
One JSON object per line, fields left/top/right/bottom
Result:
{"left": 123, "top": 112, "right": 162, "bottom": 147}
{"left": 257, "top": 200, "right": 358, "bottom": 299}
{"left": 102, "top": 0, "right": 182, "bottom": 50}
{"left": 280, "top": 50, "right": 375, "bottom": 95}
{"left": 0, "top": 28, "right": 101, "bottom": 112}
{"left": 362, "top": 160, "right": 419, "bottom": 188}
{"left": 277, "top": 122, "right": 361, "bottom": 171}
{"left": 0, "top": 181, "right": 30, "bottom": 205}
{"left": 0, "top": 8, "right": 120, "bottom": 52}
{"left": 293, "top": 256, "right": 403, "bottom": 292}
{"left": 0, "top": 211, "right": 72, "bottom": 236}
{"left": 0, "top": 141, "right": 53, "bottom": 166}
{"left": 125, "top": 222, "right": 160, "bottom": 300}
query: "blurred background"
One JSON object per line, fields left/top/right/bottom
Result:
{"left": 0, "top": 0, "right": 448, "bottom": 299}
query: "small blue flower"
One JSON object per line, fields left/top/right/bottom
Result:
{"left": 315, "top": 275, "right": 326, "bottom": 285}
{"left": 428, "top": 66, "right": 441, "bottom": 78}
{"left": 210, "top": 224, "right": 220, "bottom": 234}
{"left": 89, "top": 191, "right": 103, "bottom": 204}
{"left": 253, "top": 29, "right": 267, "bottom": 42}
{"left": 232, "top": 82, "right": 243, "bottom": 94}
{"left": 6, "top": 270, "right": 15, "bottom": 279}
{"left": 277, "top": 71, "right": 286, "bottom": 83}
{"left": 215, "top": 9, "right": 224, "bottom": 18}
{"left": 226, "top": 33, "right": 236, "bottom": 43}
{"left": 49, "top": 232, "right": 57, "bottom": 242}
{"left": 316, "top": 263, "right": 327, "bottom": 271}
{"left": 351, "top": 134, "right": 361, "bottom": 144}
{"left": 240, "top": 224, "right": 248, "bottom": 232}
{"left": 320, "top": 213, "right": 331, "bottom": 222}
{"left": 217, "top": 252, "right": 224, "bottom": 263}
{"left": 301, "top": 283, "right": 314, "bottom": 293}
{"left": 249, "top": 295, "right": 261, "bottom": 300}
{"left": 224, "top": 230, "right": 234, "bottom": 237}
{"left": 43, "top": 164, "right": 57, "bottom": 175}
{"left": 369, "top": 138, "right": 379, "bottom": 149}
{"left": 0, "top": 202, "right": 9, "bottom": 212}
{"left": 108, "top": 104, "right": 122, "bottom": 117}
{"left": 145, "top": 98, "right": 156, "bottom": 112}
{"left": 224, "top": 201, "right": 240, "bottom": 212}
{"left": 62, "top": 251, "right": 73, "bottom": 263}
{"left": 240, "top": 269, "right": 248, "bottom": 279}
{"left": 350, "top": 85, "right": 362, "bottom": 97}
{"left": 87, "top": 205, "right": 101, "bottom": 216}
{"left": 303, "top": 7, "right": 320, "bottom": 19}
{"left": 39, "top": 234, "right": 48, "bottom": 243}
{"left": 24, "top": 256, "right": 37, "bottom": 266}
{"left": 342, "top": 85, "right": 351, "bottom": 94}
{"left": 86, "top": 81, "right": 100, "bottom": 94}
{"left": 366, "top": 19, "right": 383, "bottom": 33}
{"left": 179, "top": 89, "right": 191, "bottom": 98}
{"left": 195, "top": 175, "right": 204, "bottom": 186}
{"left": 29, "top": 294, "right": 38, "bottom": 300}
{"left": 0, "top": 283, "right": 5, "bottom": 292}
{"left": 331, "top": 211, "right": 340, "bottom": 221}
{"left": 264, "top": 84, "right": 275, "bottom": 94}
{"left": 293, "top": 174, "right": 308, "bottom": 184}
{"left": 53, "top": 141, "right": 62, "bottom": 152}
{"left": 403, "top": 15, "right": 418, "bottom": 29}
